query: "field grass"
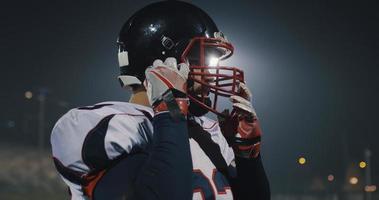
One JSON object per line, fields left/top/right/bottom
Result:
{"left": 0, "top": 145, "right": 68, "bottom": 200}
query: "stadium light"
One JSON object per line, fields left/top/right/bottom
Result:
{"left": 208, "top": 56, "right": 219, "bottom": 67}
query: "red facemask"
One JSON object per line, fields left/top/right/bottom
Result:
{"left": 181, "top": 36, "right": 245, "bottom": 117}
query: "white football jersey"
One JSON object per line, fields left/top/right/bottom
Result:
{"left": 51, "top": 101, "right": 235, "bottom": 200}
{"left": 189, "top": 116, "right": 235, "bottom": 200}
{"left": 51, "top": 101, "right": 154, "bottom": 199}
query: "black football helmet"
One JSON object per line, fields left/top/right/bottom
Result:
{"left": 117, "top": 0, "right": 244, "bottom": 116}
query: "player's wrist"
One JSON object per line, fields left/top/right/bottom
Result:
{"left": 222, "top": 116, "right": 262, "bottom": 159}
{"left": 151, "top": 88, "right": 189, "bottom": 119}
{"left": 232, "top": 137, "right": 261, "bottom": 159}
{"left": 238, "top": 118, "right": 261, "bottom": 158}
{"left": 153, "top": 98, "right": 189, "bottom": 115}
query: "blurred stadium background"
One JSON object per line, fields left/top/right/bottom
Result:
{"left": 1, "top": 0, "right": 378, "bottom": 199}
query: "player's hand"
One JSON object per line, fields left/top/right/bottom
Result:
{"left": 144, "top": 57, "right": 190, "bottom": 115}
{"left": 218, "top": 83, "right": 262, "bottom": 158}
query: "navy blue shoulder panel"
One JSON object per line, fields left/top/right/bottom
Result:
{"left": 53, "top": 157, "right": 85, "bottom": 185}
{"left": 82, "top": 114, "right": 115, "bottom": 171}
{"left": 135, "top": 108, "right": 153, "bottom": 122}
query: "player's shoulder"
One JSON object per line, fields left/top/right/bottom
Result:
{"left": 51, "top": 101, "right": 154, "bottom": 177}
{"left": 60, "top": 101, "right": 152, "bottom": 120}
{"left": 52, "top": 101, "right": 153, "bottom": 134}
{"left": 72, "top": 101, "right": 152, "bottom": 116}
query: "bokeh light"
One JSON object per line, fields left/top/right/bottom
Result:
{"left": 349, "top": 177, "right": 358, "bottom": 185}
{"left": 25, "top": 91, "right": 33, "bottom": 99}
{"left": 298, "top": 157, "right": 306, "bottom": 165}
{"left": 359, "top": 161, "right": 367, "bottom": 169}
{"left": 365, "top": 185, "right": 377, "bottom": 192}
{"left": 327, "top": 174, "right": 334, "bottom": 182}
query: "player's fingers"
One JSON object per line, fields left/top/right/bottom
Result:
{"left": 164, "top": 57, "right": 177, "bottom": 70}
{"left": 232, "top": 102, "right": 251, "bottom": 113}
{"left": 230, "top": 95, "right": 251, "bottom": 107}
{"left": 239, "top": 82, "right": 252, "bottom": 101}
{"left": 232, "top": 103, "right": 257, "bottom": 118}
{"left": 153, "top": 59, "right": 164, "bottom": 68}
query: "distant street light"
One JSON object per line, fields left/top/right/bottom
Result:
{"left": 365, "top": 185, "right": 377, "bottom": 193}
{"left": 25, "top": 91, "right": 33, "bottom": 99}
{"left": 349, "top": 176, "right": 359, "bottom": 185}
{"left": 327, "top": 174, "right": 335, "bottom": 182}
{"left": 298, "top": 157, "right": 306, "bottom": 165}
{"left": 360, "top": 161, "right": 367, "bottom": 169}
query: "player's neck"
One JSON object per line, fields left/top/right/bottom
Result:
{"left": 129, "top": 90, "right": 150, "bottom": 107}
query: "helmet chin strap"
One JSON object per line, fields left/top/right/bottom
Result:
{"left": 188, "top": 91, "right": 212, "bottom": 117}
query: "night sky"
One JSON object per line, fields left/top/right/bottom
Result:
{"left": 2, "top": 0, "right": 379, "bottom": 193}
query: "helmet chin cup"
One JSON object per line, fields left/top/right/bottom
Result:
{"left": 182, "top": 37, "right": 245, "bottom": 117}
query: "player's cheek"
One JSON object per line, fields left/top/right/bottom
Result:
{"left": 188, "top": 69, "right": 202, "bottom": 93}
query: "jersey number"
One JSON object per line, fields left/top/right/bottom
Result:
{"left": 192, "top": 169, "right": 231, "bottom": 200}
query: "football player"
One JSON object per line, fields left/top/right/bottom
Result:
{"left": 51, "top": 1, "right": 270, "bottom": 200}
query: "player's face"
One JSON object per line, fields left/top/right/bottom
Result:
{"left": 190, "top": 68, "right": 214, "bottom": 97}
{"left": 188, "top": 53, "right": 220, "bottom": 97}
{"left": 186, "top": 46, "right": 221, "bottom": 95}
{"left": 182, "top": 37, "right": 245, "bottom": 116}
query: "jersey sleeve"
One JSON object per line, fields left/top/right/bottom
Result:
{"left": 51, "top": 102, "right": 153, "bottom": 172}
{"left": 51, "top": 102, "right": 154, "bottom": 199}
{"left": 104, "top": 113, "right": 153, "bottom": 160}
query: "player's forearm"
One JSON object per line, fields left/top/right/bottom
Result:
{"left": 135, "top": 112, "right": 192, "bottom": 200}
{"left": 230, "top": 155, "right": 271, "bottom": 200}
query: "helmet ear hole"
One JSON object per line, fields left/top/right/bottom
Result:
{"left": 161, "top": 36, "right": 175, "bottom": 50}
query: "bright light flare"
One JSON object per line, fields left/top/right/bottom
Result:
{"left": 208, "top": 56, "right": 219, "bottom": 67}
{"left": 207, "top": 56, "right": 219, "bottom": 74}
